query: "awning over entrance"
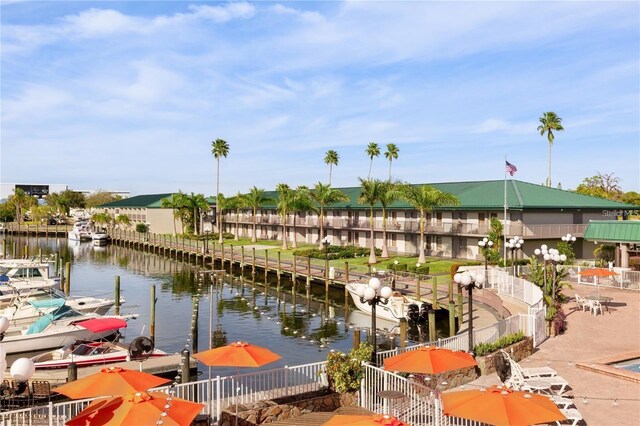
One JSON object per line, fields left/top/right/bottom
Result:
{"left": 583, "top": 220, "right": 640, "bottom": 243}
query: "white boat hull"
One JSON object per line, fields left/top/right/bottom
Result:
{"left": 1, "top": 298, "right": 116, "bottom": 327}
{"left": 346, "top": 283, "right": 421, "bottom": 323}
{"left": 2, "top": 325, "right": 121, "bottom": 355}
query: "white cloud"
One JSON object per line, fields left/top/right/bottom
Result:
{"left": 61, "top": 8, "right": 140, "bottom": 37}
{"left": 473, "top": 119, "right": 535, "bottom": 135}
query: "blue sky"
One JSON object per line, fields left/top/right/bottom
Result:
{"left": 2, "top": 1, "right": 639, "bottom": 196}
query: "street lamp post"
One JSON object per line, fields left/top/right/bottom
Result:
{"left": 477, "top": 237, "right": 494, "bottom": 282}
{"left": 0, "top": 316, "right": 9, "bottom": 382}
{"left": 534, "top": 245, "right": 567, "bottom": 302}
{"left": 506, "top": 237, "right": 524, "bottom": 276}
{"left": 392, "top": 260, "right": 399, "bottom": 290}
{"left": 355, "top": 277, "right": 393, "bottom": 364}
{"left": 453, "top": 271, "right": 486, "bottom": 353}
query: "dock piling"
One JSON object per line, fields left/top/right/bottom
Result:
{"left": 64, "top": 262, "right": 71, "bottom": 295}
{"left": 150, "top": 285, "right": 157, "bottom": 345}
{"left": 114, "top": 275, "right": 121, "bottom": 316}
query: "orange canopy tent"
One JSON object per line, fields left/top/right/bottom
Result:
{"left": 383, "top": 346, "right": 477, "bottom": 375}
{"left": 65, "top": 391, "right": 204, "bottom": 426}
{"left": 323, "top": 414, "right": 408, "bottom": 426}
{"left": 441, "top": 385, "right": 566, "bottom": 426}
{"left": 193, "top": 341, "right": 281, "bottom": 367}
{"left": 54, "top": 366, "right": 171, "bottom": 399}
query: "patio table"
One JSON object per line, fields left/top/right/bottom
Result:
{"left": 587, "top": 294, "right": 613, "bottom": 312}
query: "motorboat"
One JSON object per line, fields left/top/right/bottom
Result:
{"left": 346, "top": 282, "right": 431, "bottom": 323}
{"left": 92, "top": 230, "right": 110, "bottom": 246}
{"left": 1, "top": 291, "right": 119, "bottom": 326}
{"left": 1, "top": 305, "right": 136, "bottom": 355}
{"left": 68, "top": 220, "right": 93, "bottom": 241}
{"left": 1, "top": 284, "right": 120, "bottom": 312}
{"left": 31, "top": 340, "right": 168, "bottom": 369}
{"left": 0, "top": 259, "right": 58, "bottom": 282}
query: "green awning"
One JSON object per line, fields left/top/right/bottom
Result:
{"left": 583, "top": 220, "right": 640, "bottom": 243}
{"left": 29, "top": 298, "right": 65, "bottom": 309}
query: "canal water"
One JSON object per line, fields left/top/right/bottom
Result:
{"left": 1, "top": 236, "right": 450, "bottom": 375}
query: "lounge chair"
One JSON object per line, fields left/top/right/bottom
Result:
{"left": 506, "top": 361, "right": 569, "bottom": 395}
{"left": 549, "top": 395, "right": 574, "bottom": 409}
{"left": 556, "top": 408, "right": 583, "bottom": 426}
{"left": 499, "top": 350, "right": 558, "bottom": 378}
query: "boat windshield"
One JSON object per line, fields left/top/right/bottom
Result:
{"left": 72, "top": 344, "right": 95, "bottom": 356}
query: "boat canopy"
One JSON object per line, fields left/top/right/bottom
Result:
{"left": 29, "top": 299, "right": 65, "bottom": 309}
{"left": 26, "top": 305, "right": 75, "bottom": 335}
{"left": 75, "top": 318, "right": 127, "bottom": 333}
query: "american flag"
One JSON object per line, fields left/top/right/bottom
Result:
{"left": 505, "top": 161, "right": 517, "bottom": 176}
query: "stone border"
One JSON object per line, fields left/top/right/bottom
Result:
{"left": 575, "top": 350, "right": 640, "bottom": 383}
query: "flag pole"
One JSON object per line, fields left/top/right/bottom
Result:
{"left": 504, "top": 155, "right": 508, "bottom": 263}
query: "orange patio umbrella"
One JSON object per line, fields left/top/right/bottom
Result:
{"left": 193, "top": 341, "right": 281, "bottom": 367}
{"left": 579, "top": 268, "right": 618, "bottom": 297}
{"left": 323, "top": 414, "right": 408, "bottom": 426}
{"left": 383, "top": 346, "right": 477, "bottom": 375}
{"left": 441, "top": 385, "right": 566, "bottom": 426}
{"left": 66, "top": 391, "right": 204, "bottom": 426}
{"left": 54, "top": 366, "right": 171, "bottom": 399}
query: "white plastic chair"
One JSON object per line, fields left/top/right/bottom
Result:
{"left": 590, "top": 300, "right": 603, "bottom": 316}
{"left": 574, "top": 294, "right": 588, "bottom": 311}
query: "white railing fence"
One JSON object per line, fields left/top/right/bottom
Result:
{"left": 0, "top": 362, "right": 326, "bottom": 426}
{"left": 566, "top": 266, "right": 640, "bottom": 291}
{"left": 361, "top": 364, "right": 485, "bottom": 426}
{"left": 486, "top": 269, "right": 544, "bottom": 309}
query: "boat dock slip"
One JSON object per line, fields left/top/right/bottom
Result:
{"left": 23, "top": 354, "right": 197, "bottom": 386}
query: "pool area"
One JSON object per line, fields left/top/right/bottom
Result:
{"left": 612, "top": 357, "right": 640, "bottom": 373}
{"left": 576, "top": 351, "right": 640, "bottom": 383}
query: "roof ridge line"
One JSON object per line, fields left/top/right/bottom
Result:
{"left": 511, "top": 180, "right": 524, "bottom": 207}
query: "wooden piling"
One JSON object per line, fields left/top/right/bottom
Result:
{"left": 457, "top": 284, "right": 463, "bottom": 322}
{"left": 399, "top": 319, "right": 407, "bottom": 349}
{"left": 344, "top": 262, "right": 350, "bottom": 317}
{"left": 241, "top": 246, "right": 245, "bottom": 270}
{"left": 277, "top": 251, "right": 281, "bottom": 281}
{"left": 181, "top": 349, "right": 191, "bottom": 384}
{"left": 416, "top": 274, "right": 421, "bottom": 300}
{"left": 24, "top": 244, "right": 28, "bottom": 259}
{"left": 64, "top": 262, "right": 71, "bottom": 295}
{"left": 230, "top": 245, "right": 234, "bottom": 275}
{"left": 306, "top": 257, "right": 311, "bottom": 289}
{"left": 1, "top": 239, "right": 6, "bottom": 258}
{"left": 251, "top": 247, "right": 256, "bottom": 276}
{"left": 12, "top": 242, "right": 16, "bottom": 259}
{"left": 292, "top": 255, "right": 297, "bottom": 282}
{"left": 191, "top": 297, "right": 199, "bottom": 354}
{"left": 150, "top": 285, "right": 157, "bottom": 345}
{"left": 353, "top": 328, "right": 361, "bottom": 350}
{"left": 38, "top": 248, "right": 42, "bottom": 262}
{"left": 432, "top": 276, "right": 438, "bottom": 308}
{"left": 264, "top": 249, "right": 269, "bottom": 281}
{"left": 428, "top": 309, "right": 436, "bottom": 342}
{"left": 115, "top": 276, "right": 121, "bottom": 316}
{"left": 67, "top": 363, "right": 78, "bottom": 383}
{"left": 449, "top": 300, "right": 456, "bottom": 336}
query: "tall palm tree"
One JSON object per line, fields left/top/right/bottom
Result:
{"left": 246, "top": 186, "right": 271, "bottom": 243}
{"left": 358, "top": 178, "right": 383, "bottom": 264}
{"left": 161, "top": 195, "right": 180, "bottom": 236}
{"left": 384, "top": 143, "right": 399, "bottom": 181}
{"left": 185, "top": 193, "right": 209, "bottom": 236}
{"left": 365, "top": 142, "right": 380, "bottom": 179}
{"left": 290, "top": 186, "right": 316, "bottom": 249}
{"left": 537, "top": 112, "right": 564, "bottom": 187}
{"left": 172, "top": 191, "right": 189, "bottom": 235}
{"left": 276, "top": 183, "right": 293, "bottom": 250}
{"left": 309, "top": 182, "right": 349, "bottom": 249}
{"left": 324, "top": 150, "right": 339, "bottom": 185}
{"left": 401, "top": 185, "right": 460, "bottom": 263}
{"left": 378, "top": 180, "right": 403, "bottom": 258}
{"left": 211, "top": 138, "right": 230, "bottom": 235}
{"left": 9, "top": 189, "right": 35, "bottom": 223}
{"left": 115, "top": 214, "right": 131, "bottom": 231}
{"left": 229, "top": 192, "right": 248, "bottom": 241}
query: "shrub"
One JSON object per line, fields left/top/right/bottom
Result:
{"left": 594, "top": 244, "right": 615, "bottom": 264}
{"left": 325, "top": 342, "right": 373, "bottom": 393}
{"left": 407, "top": 264, "right": 430, "bottom": 275}
{"left": 553, "top": 306, "right": 568, "bottom": 335}
{"left": 473, "top": 331, "right": 525, "bottom": 357}
{"left": 387, "top": 262, "right": 408, "bottom": 272}
{"left": 293, "top": 245, "right": 381, "bottom": 259}
{"left": 135, "top": 223, "right": 148, "bottom": 233}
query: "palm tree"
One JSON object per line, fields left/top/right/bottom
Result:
{"left": 276, "top": 183, "right": 293, "bottom": 250}
{"left": 215, "top": 193, "right": 232, "bottom": 242}
{"left": 246, "top": 187, "right": 271, "bottom": 243}
{"left": 115, "top": 214, "right": 131, "bottom": 231}
{"left": 290, "top": 186, "right": 316, "bottom": 249}
{"left": 172, "top": 191, "right": 189, "bottom": 235}
{"left": 161, "top": 195, "right": 180, "bottom": 236}
{"left": 401, "top": 185, "right": 460, "bottom": 263}
{"left": 537, "top": 112, "right": 564, "bottom": 187}
{"left": 324, "top": 150, "right": 339, "bottom": 185}
{"left": 211, "top": 138, "right": 230, "bottom": 235}
{"left": 378, "top": 180, "right": 403, "bottom": 258}
{"left": 309, "top": 182, "right": 349, "bottom": 249}
{"left": 358, "top": 178, "right": 383, "bottom": 264}
{"left": 384, "top": 143, "right": 399, "bottom": 180}
{"left": 91, "top": 212, "right": 112, "bottom": 232}
{"left": 365, "top": 142, "right": 380, "bottom": 179}
{"left": 228, "top": 192, "right": 248, "bottom": 241}
{"left": 8, "top": 189, "right": 35, "bottom": 223}
{"left": 185, "top": 193, "right": 209, "bottom": 236}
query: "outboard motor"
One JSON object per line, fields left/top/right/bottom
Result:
{"left": 407, "top": 303, "right": 420, "bottom": 323}
{"left": 419, "top": 302, "right": 432, "bottom": 323}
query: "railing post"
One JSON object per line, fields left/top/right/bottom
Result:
{"left": 49, "top": 401, "right": 54, "bottom": 426}
{"left": 216, "top": 375, "right": 222, "bottom": 422}
{"left": 284, "top": 366, "right": 290, "bottom": 396}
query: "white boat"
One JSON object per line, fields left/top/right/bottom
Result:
{"left": 91, "top": 230, "right": 110, "bottom": 246}
{"left": 31, "top": 340, "right": 167, "bottom": 369}
{"left": 1, "top": 305, "right": 136, "bottom": 355}
{"left": 1, "top": 292, "right": 118, "bottom": 327}
{"left": 346, "top": 282, "right": 429, "bottom": 323}
{"left": 68, "top": 220, "right": 93, "bottom": 241}
{"left": 0, "top": 259, "right": 57, "bottom": 282}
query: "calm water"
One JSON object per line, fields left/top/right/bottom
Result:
{"left": 1, "top": 236, "right": 449, "bottom": 374}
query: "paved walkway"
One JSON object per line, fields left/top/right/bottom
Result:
{"left": 465, "top": 283, "right": 640, "bottom": 425}
{"left": 269, "top": 405, "right": 373, "bottom": 425}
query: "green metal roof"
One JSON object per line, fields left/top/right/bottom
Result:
{"left": 257, "top": 180, "right": 637, "bottom": 211}
{"left": 99, "top": 193, "right": 174, "bottom": 208}
{"left": 583, "top": 220, "right": 640, "bottom": 243}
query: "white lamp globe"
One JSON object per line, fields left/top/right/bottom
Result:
{"left": 475, "top": 273, "right": 486, "bottom": 286}
{"left": 519, "top": 239, "right": 524, "bottom": 245}
{"left": 483, "top": 237, "right": 488, "bottom": 243}
{"left": 541, "top": 244, "right": 548, "bottom": 251}
{"left": 515, "top": 243, "right": 521, "bottom": 249}
{"left": 544, "top": 254, "right": 551, "bottom": 261}
{"left": 453, "top": 273, "right": 462, "bottom": 283}
{"left": 553, "top": 254, "right": 561, "bottom": 262}
{"left": 364, "top": 287, "right": 376, "bottom": 301}
{"left": 571, "top": 236, "right": 576, "bottom": 242}
{"left": 461, "top": 273, "right": 472, "bottom": 286}
{"left": 380, "top": 286, "right": 393, "bottom": 299}
{"left": 478, "top": 240, "right": 485, "bottom": 247}
{"left": 369, "top": 277, "right": 381, "bottom": 291}
{"left": 355, "top": 285, "right": 366, "bottom": 298}
{"left": 560, "top": 254, "right": 567, "bottom": 262}
{"left": 0, "top": 316, "right": 9, "bottom": 334}
{"left": 394, "top": 260, "right": 399, "bottom": 265}
{"left": 534, "top": 249, "right": 541, "bottom": 255}
{"left": 10, "top": 358, "right": 35, "bottom": 382}
{"left": 488, "top": 241, "right": 494, "bottom": 247}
